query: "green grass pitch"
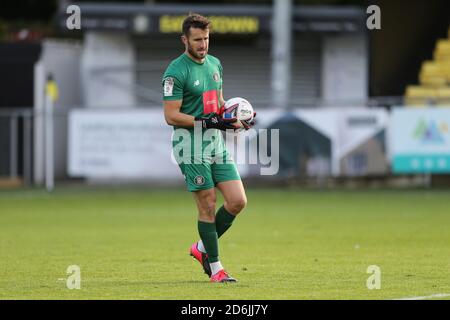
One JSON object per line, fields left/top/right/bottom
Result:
{"left": 1, "top": 187, "right": 450, "bottom": 300}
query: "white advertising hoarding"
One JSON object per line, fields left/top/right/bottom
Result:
{"left": 68, "top": 107, "right": 391, "bottom": 181}
{"left": 293, "top": 108, "right": 388, "bottom": 176}
{"left": 68, "top": 109, "right": 181, "bottom": 180}
{"left": 390, "top": 107, "right": 450, "bottom": 174}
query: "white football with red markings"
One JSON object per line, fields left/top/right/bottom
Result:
{"left": 223, "top": 97, "right": 254, "bottom": 132}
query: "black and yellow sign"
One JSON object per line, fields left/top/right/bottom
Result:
{"left": 46, "top": 79, "right": 59, "bottom": 102}
{"left": 159, "top": 15, "right": 259, "bottom": 34}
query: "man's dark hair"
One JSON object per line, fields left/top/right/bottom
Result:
{"left": 182, "top": 13, "right": 210, "bottom": 36}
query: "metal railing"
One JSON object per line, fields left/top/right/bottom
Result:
{"left": 0, "top": 108, "right": 34, "bottom": 186}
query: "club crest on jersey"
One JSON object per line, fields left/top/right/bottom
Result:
{"left": 194, "top": 175, "right": 205, "bottom": 186}
{"left": 213, "top": 72, "right": 220, "bottom": 82}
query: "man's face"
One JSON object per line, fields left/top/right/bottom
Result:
{"left": 183, "top": 27, "right": 209, "bottom": 60}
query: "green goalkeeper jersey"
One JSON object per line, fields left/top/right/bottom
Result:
{"left": 162, "top": 53, "right": 226, "bottom": 159}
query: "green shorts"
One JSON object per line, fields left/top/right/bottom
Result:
{"left": 178, "top": 152, "right": 241, "bottom": 192}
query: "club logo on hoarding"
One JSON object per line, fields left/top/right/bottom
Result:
{"left": 413, "top": 118, "right": 448, "bottom": 144}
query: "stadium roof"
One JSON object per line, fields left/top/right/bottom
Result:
{"left": 57, "top": 3, "right": 367, "bottom": 34}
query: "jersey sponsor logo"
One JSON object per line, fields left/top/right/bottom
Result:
{"left": 194, "top": 80, "right": 200, "bottom": 86}
{"left": 163, "top": 77, "right": 174, "bottom": 96}
{"left": 194, "top": 175, "right": 205, "bottom": 186}
{"left": 213, "top": 72, "right": 220, "bottom": 82}
{"left": 203, "top": 90, "right": 219, "bottom": 114}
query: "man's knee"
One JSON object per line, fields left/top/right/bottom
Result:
{"left": 197, "top": 191, "right": 217, "bottom": 219}
{"left": 226, "top": 196, "right": 247, "bottom": 215}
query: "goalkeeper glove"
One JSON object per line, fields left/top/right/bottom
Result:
{"left": 195, "top": 113, "right": 238, "bottom": 131}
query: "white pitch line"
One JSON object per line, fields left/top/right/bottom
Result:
{"left": 394, "top": 293, "right": 450, "bottom": 300}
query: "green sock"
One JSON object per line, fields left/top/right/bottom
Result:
{"left": 198, "top": 221, "right": 219, "bottom": 263}
{"left": 215, "top": 205, "right": 236, "bottom": 238}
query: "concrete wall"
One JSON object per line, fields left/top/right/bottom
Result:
{"left": 80, "top": 32, "right": 136, "bottom": 108}
{"left": 34, "top": 39, "right": 83, "bottom": 184}
{"left": 321, "top": 33, "right": 368, "bottom": 105}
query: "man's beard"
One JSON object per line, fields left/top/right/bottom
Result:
{"left": 188, "top": 45, "right": 207, "bottom": 59}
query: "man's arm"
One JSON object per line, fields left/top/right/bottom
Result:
{"left": 164, "top": 100, "right": 195, "bottom": 128}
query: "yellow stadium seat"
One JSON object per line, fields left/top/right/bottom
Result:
{"left": 435, "top": 51, "right": 450, "bottom": 61}
{"left": 403, "top": 97, "right": 430, "bottom": 107}
{"left": 437, "top": 87, "right": 450, "bottom": 96}
{"left": 404, "top": 29, "right": 450, "bottom": 106}
{"left": 436, "top": 39, "right": 450, "bottom": 50}
{"left": 404, "top": 86, "right": 439, "bottom": 106}
{"left": 442, "top": 63, "right": 450, "bottom": 80}
{"left": 420, "top": 75, "right": 447, "bottom": 86}
{"left": 434, "top": 39, "right": 450, "bottom": 61}
{"left": 420, "top": 61, "right": 446, "bottom": 76}
{"left": 405, "top": 86, "right": 438, "bottom": 97}
{"left": 436, "top": 87, "right": 450, "bottom": 105}
{"left": 435, "top": 62, "right": 450, "bottom": 82}
{"left": 419, "top": 61, "right": 448, "bottom": 85}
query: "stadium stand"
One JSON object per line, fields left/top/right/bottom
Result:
{"left": 405, "top": 27, "right": 450, "bottom": 106}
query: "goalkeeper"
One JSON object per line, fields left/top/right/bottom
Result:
{"left": 162, "top": 13, "right": 255, "bottom": 283}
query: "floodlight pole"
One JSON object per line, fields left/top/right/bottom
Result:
{"left": 271, "top": 0, "right": 293, "bottom": 110}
